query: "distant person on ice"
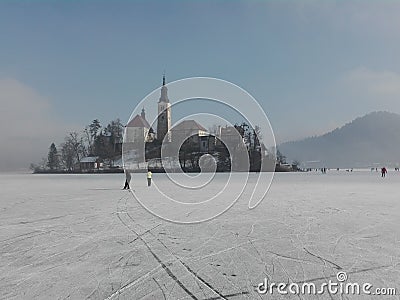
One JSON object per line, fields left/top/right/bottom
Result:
{"left": 381, "top": 167, "right": 388, "bottom": 178}
{"left": 147, "top": 170, "right": 152, "bottom": 187}
{"left": 123, "top": 170, "right": 131, "bottom": 189}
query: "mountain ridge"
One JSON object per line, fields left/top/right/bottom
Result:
{"left": 279, "top": 111, "right": 400, "bottom": 168}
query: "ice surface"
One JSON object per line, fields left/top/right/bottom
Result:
{"left": 0, "top": 171, "right": 399, "bottom": 299}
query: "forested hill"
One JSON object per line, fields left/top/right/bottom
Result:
{"left": 279, "top": 111, "right": 400, "bottom": 168}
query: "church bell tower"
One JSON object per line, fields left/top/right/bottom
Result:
{"left": 157, "top": 75, "right": 171, "bottom": 142}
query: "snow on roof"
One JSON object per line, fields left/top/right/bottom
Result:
{"left": 80, "top": 156, "right": 99, "bottom": 163}
{"left": 171, "top": 120, "right": 207, "bottom": 132}
{"left": 127, "top": 115, "right": 151, "bottom": 128}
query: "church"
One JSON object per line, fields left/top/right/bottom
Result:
{"left": 156, "top": 75, "right": 172, "bottom": 142}
{"left": 124, "top": 75, "right": 270, "bottom": 172}
{"left": 126, "top": 75, "right": 209, "bottom": 148}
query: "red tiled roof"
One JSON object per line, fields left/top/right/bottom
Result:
{"left": 127, "top": 115, "right": 151, "bottom": 128}
{"left": 171, "top": 120, "right": 207, "bottom": 132}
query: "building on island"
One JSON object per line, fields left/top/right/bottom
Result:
{"left": 125, "top": 111, "right": 154, "bottom": 144}
{"left": 79, "top": 156, "right": 102, "bottom": 171}
{"left": 123, "top": 75, "right": 275, "bottom": 172}
{"left": 171, "top": 120, "right": 212, "bottom": 153}
{"left": 157, "top": 75, "right": 172, "bottom": 143}
{"left": 216, "top": 125, "right": 245, "bottom": 149}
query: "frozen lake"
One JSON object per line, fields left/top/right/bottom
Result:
{"left": 1, "top": 171, "right": 399, "bottom": 299}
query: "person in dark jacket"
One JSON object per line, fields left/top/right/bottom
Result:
{"left": 123, "top": 170, "right": 131, "bottom": 189}
{"left": 381, "top": 167, "right": 387, "bottom": 178}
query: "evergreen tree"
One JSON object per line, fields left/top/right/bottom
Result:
{"left": 89, "top": 119, "right": 101, "bottom": 139}
{"left": 276, "top": 149, "right": 286, "bottom": 164}
{"left": 84, "top": 119, "right": 102, "bottom": 155}
{"left": 47, "top": 143, "right": 60, "bottom": 170}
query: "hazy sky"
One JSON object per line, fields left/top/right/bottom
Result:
{"left": 1, "top": 0, "right": 400, "bottom": 171}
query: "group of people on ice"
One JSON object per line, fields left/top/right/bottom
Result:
{"left": 120, "top": 165, "right": 396, "bottom": 188}
{"left": 309, "top": 166, "right": 395, "bottom": 178}
{"left": 122, "top": 170, "right": 152, "bottom": 190}
{"left": 372, "top": 167, "right": 391, "bottom": 177}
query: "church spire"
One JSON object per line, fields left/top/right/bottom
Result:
{"left": 157, "top": 73, "right": 172, "bottom": 142}
{"left": 141, "top": 107, "right": 146, "bottom": 120}
{"left": 159, "top": 73, "right": 169, "bottom": 103}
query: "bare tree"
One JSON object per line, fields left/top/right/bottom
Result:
{"left": 60, "top": 142, "right": 74, "bottom": 171}
{"left": 60, "top": 132, "right": 86, "bottom": 171}
{"left": 253, "top": 125, "right": 262, "bottom": 150}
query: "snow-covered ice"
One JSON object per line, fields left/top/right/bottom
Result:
{"left": 1, "top": 171, "right": 399, "bottom": 299}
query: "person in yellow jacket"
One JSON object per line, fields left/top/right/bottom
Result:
{"left": 147, "top": 170, "right": 152, "bottom": 187}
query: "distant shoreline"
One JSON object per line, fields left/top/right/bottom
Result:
{"left": 32, "top": 164, "right": 294, "bottom": 174}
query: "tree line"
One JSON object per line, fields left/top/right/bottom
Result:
{"left": 31, "top": 119, "right": 291, "bottom": 173}
{"left": 175, "top": 122, "right": 276, "bottom": 172}
{"left": 31, "top": 119, "right": 124, "bottom": 172}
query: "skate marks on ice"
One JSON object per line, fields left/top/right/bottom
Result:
{"left": 106, "top": 194, "right": 248, "bottom": 300}
{"left": 105, "top": 198, "right": 399, "bottom": 297}
{"left": 1, "top": 173, "right": 400, "bottom": 299}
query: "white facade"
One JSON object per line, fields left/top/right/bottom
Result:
{"left": 157, "top": 75, "right": 172, "bottom": 142}
{"left": 125, "top": 114, "right": 152, "bottom": 144}
{"left": 125, "top": 126, "right": 150, "bottom": 144}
